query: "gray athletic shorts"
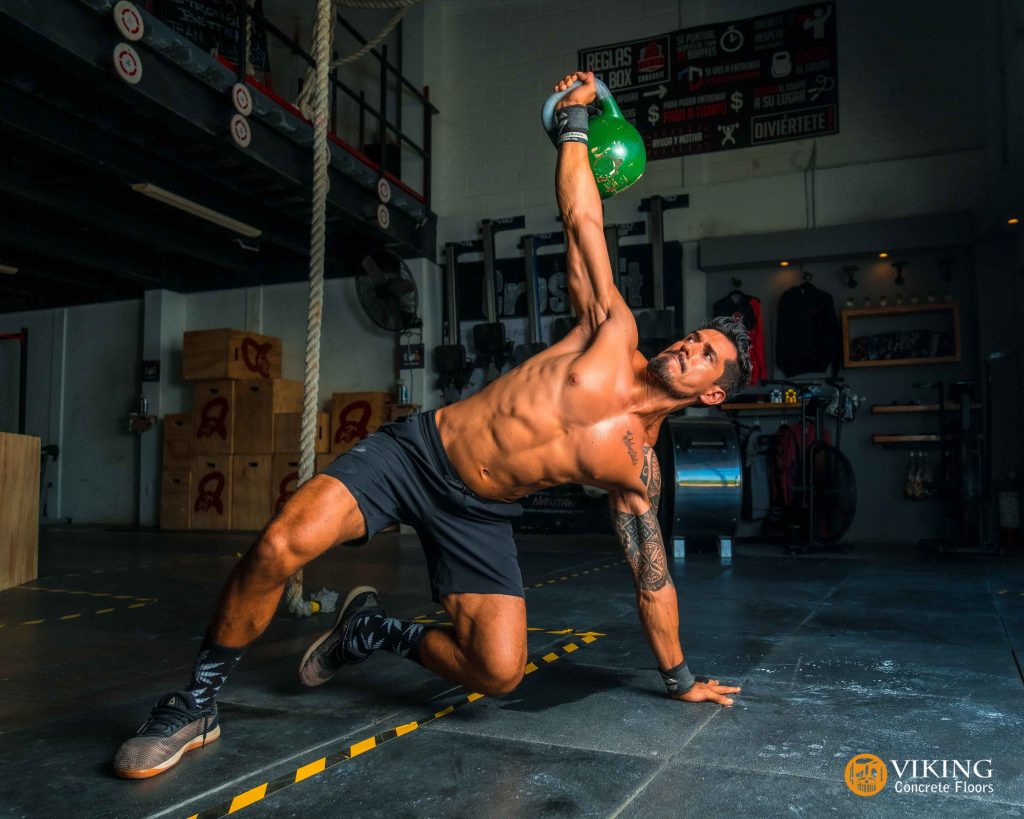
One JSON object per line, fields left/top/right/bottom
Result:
{"left": 320, "top": 410, "right": 524, "bottom": 602}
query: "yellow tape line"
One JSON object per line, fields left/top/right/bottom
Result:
{"left": 0, "top": 598, "right": 159, "bottom": 629}
{"left": 187, "top": 631, "right": 605, "bottom": 819}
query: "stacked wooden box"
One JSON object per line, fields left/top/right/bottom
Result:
{"left": 159, "top": 329, "right": 419, "bottom": 530}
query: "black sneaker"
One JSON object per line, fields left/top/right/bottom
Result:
{"left": 113, "top": 691, "right": 219, "bottom": 779}
{"left": 298, "top": 586, "right": 383, "bottom": 687}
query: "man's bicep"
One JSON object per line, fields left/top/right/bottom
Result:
{"left": 642, "top": 445, "right": 662, "bottom": 512}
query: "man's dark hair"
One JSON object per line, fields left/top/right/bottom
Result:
{"left": 701, "top": 315, "right": 752, "bottom": 399}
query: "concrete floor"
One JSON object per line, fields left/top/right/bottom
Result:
{"left": 1, "top": 527, "right": 1022, "bottom": 818}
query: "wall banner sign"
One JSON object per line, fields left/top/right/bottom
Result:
{"left": 578, "top": 2, "right": 838, "bottom": 159}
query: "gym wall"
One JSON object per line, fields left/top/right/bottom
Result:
{"left": 424, "top": 0, "right": 992, "bottom": 244}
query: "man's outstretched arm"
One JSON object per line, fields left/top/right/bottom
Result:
{"left": 609, "top": 445, "right": 740, "bottom": 705}
{"left": 552, "top": 72, "right": 635, "bottom": 340}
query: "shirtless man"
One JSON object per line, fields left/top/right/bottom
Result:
{"left": 114, "top": 71, "right": 750, "bottom": 780}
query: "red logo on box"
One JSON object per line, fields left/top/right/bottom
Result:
{"left": 194, "top": 472, "right": 226, "bottom": 514}
{"left": 197, "top": 397, "right": 229, "bottom": 440}
{"left": 275, "top": 471, "right": 299, "bottom": 514}
{"left": 334, "top": 401, "right": 371, "bottom": 443}
{"left": 241, "top": 337, "right": 272, "bottom": 377}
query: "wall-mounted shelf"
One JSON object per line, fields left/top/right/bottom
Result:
{"left": 871, "top": 433, "right": 942, "bottom": 447}
{"left": 842, "top": 302, "right": 960, "bottom": 368}
{"left": 871, "top": 402, "right": 980, "bottom": 414}
{"left": 719, "top": 402, "right": 801, "bottom": 412}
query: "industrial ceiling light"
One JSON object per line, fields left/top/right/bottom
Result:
{"left": 131, "top": 184, "right": 262, "bottom": 238}
{"left": 779, "top": 260, "right": 790, "bottom": 267}
{"left": 878, "top": 251, "right": 889, "bottom": 259}
{"left": 1009, "top": 217, "right": 1020, "bottom": 225}
{"left": 0, "top": 264, "right": 17, "bottom": 275}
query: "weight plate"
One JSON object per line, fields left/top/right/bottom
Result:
{"left": 113, "top": 43, "right": 142, "bottom": 85}
{"left": 113, "top": 1, "right": 144, "bottom": 41}
{"left": 230, "top": 114, "right": 252, "bottom": 148}
{"left": 231, "top": 82, "right": 253, "bottom": 117}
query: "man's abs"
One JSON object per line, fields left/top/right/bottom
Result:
{"left": 436, "top": 340, "right": 642, "bottom": 502}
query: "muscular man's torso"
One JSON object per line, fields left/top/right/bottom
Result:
{"left": 436, "top": 322, "right": 657, "bottom": 503}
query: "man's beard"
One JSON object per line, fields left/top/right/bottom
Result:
{"left": 648, "top": 353, "right": 689, "bottom": 400}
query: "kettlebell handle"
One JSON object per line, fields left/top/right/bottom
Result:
{"left": 541, "top": 77, "right": 612, "bottom": 136}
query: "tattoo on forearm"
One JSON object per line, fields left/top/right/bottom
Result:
{"left": 622, "top": 431, "right": 639, "bottom": 465}
{"left": 611, "top": 508, "right": 672, "bottom": 591}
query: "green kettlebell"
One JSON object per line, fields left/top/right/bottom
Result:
{"left": 542, "top": 78, "right": 647, "bottom": 199}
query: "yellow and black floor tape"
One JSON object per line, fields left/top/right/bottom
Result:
{"left": 185, "top": 630, "right": 606, "bottom": 819}
{"left": 0, "top": 586, "right": 158, "bottom": 629}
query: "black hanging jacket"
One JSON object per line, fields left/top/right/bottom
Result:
{"left": 775, "top": 283, "right": 842, "bottom": 377}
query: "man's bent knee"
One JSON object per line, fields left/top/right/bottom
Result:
{"left": 475, "top": 653, "right": 526, "bottom": 696}
{"left": 251, "top": 526, "right": 304, "bottom": 581}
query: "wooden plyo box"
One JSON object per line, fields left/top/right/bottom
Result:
{"left": 271, "top": 453, "right": 303, "bottom": 516}
{"left": 160, "top": 470, "right": 191, "bottom": 529}
{"left": 162, "top": 413, "right": 192, "bottom": 470}
{"left": 231, "top": 454, "right": 273, "bottom": 531}
{"left": 191, "top": 455, "right": 233, "bottom": 529}
{"left": 234, "top": 379, "right": 304, "bottom": 453}
{"left": 183, "top": 328, "right": 282, "bottom": 381}
{"left": 273, "top": 412, "right": 330, "bottom": 453}
{"left": 0, "top": 432, "right": 40, "bottom": 591}
{"left": 192, "top": 381, "right": 236, "bottom": 455}
{"left": 330, "top": 391, "right": 392, "bottom": 454}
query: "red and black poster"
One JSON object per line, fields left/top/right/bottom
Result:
{"left": 578, "top": 2, "right": 838, "bottom": 159}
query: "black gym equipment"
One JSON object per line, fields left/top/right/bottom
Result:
{"left": 916, "top": 376, "right": 998, "bottom": 555}
{"left": 762, "top": 379, "right": 858, "bottom": 552}
{"left": 515, "top": 231, "right": 563, "bottom": 364}
{"left": 356, "top": 249, "right": 420, "bottom": 332}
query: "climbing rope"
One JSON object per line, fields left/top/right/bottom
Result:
{"left": 295, "top": 0, "right": 422, "bottom": 118}
{"left": 284, "top": 0, "right": 422, "bottom": 616}
{"left": 283, "top": 0, "right": 334, "bottom": 618}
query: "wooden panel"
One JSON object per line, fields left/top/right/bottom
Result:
{"left": 160, "top": 470, "right": 191, "bottom": 529}
{"left": 330, "top": 391, "right": 392, "bottom": 454}
{"left": 316, "top": 452, "right": 335, "bottom": 473}
{"left": 191, "top": 455, "right": 233, "bottom": 529}
{"left": 235, "top": 379, "right": 304, "bottom": 453}
{"left": 183, "top": 328, "right": 282, "bottom": 381}
{"left": 271, "top": 453, "right": 302, "bottom": 516}
{"left": 273, "top": 412, "right": 329, "bottom": 453}
{"left": 192, "top": 380, "right": 236, "bottom": 454}
{"left": 162, "top": 413, "right": 193, "bottom": 470}
{"left": 0, "top": 432, "right": 40, "bottom": 591}
{"left": 231, "top": 454, "right": 273, "bottom": 531}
